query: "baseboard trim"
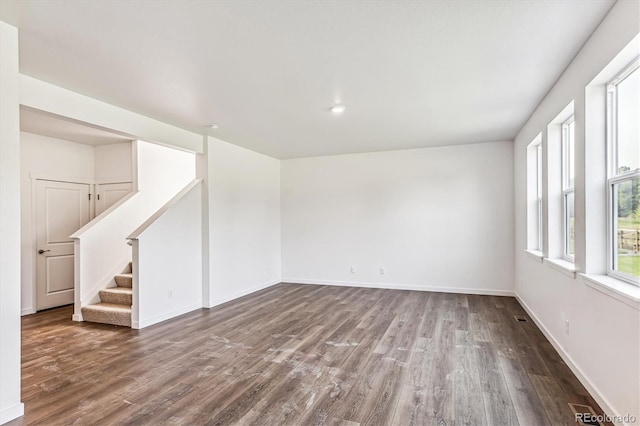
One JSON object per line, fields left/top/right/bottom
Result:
{"left": 514, "top": 293, "right": 625, "bottom": 426}
{"left": 282, "top": 278, "right": 515, "bottom": 297}
{"left": 21, "top": 307, "right": 36, "bottom": 316}
{"left": 133, "top": 302, "right": 201, "bottom": 330}
{"left": 0, "top": 402, "right": 24, "bottom": 424}
{"left": 72, "top": 313, "right": 83, "bottom": 322}
{"left": 205, "top": 279, "right": 281, "bottom": 308}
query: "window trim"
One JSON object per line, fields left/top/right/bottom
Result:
{"left": 536, "top": 143, "right": 543, "bottom": 251}
{"left": 606, "top": 58, "right": 640, "bottom": 286}
{"left": 561, "top": 116, "right": 575, "bottom": 262}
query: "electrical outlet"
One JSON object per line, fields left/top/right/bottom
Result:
{"left": 565, "top": 319, "right": 570, "bottom": 336}
{"left": 380, "top": 267, "right": 385, "bottom": 275}
{"left": 168, "top": 289, "right": 173, "bottom": 298}
{"left": 350, "top": 266, "right": 356, "bottom": 273}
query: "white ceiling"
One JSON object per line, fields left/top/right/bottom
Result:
{"left": 20, "top": 107, "right": 132, "bottom": 146}
{"left": 1, "top": 1, "right": 615, "bottom": 159}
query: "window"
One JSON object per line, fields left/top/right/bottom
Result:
{"left": 562, "top": 116, "right": 575, "bottom": 261}
{"left": 607, "top": 59, "right": 640, "bottom": 285}
{"left": 527, "top": 136, "right": 543, "bottom": 252}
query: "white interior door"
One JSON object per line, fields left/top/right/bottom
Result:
{"left": 95, "top": 182, "right": 132, "bottom": 216}
{"left": 36, "top": 180, "right": 91, "bottom": 310}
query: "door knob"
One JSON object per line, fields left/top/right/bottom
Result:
{"left": 38, "top": 249, "right": 51, "bottom": 254}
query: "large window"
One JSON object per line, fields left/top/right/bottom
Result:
{"left": 562, "top": 116, "right": 575, "bottom": 261}
{"left": 607, "top": 59, "right": 639, "bottom": 285}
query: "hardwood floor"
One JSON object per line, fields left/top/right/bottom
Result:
{"left": 12, "top": 284, "right": 610, "bottom": 425}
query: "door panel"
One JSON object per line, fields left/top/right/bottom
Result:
{"left": 46, "top": 255, "right": 75, "bottom": 293}
{"left": 96, "top": 182, "right": 132, "bottom": 216}
{"left": 36, "top": 180, "right": 91, "bottom": 310}
{"left": 45, "top": 187, "right": 89, "bottom": 242}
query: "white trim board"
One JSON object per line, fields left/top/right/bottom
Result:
{"left": 514, "top": 293, "right": 625, "bottom": 426}
{"left": 205, "top": 279, "right": 281, "bottom": 309}
{"left": 0, "top": 403, "right": 24, "bottom": 424}
{"left": 283, "top": 278, "right": 515, "bottom": 297}
{"left": 132, "top": 302, "right": 202, "bottom": 330}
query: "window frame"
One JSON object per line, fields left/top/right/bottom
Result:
{"left": 536, "top": 143, "right": 543, "bottom": 251}
{"left": 606, "top": 58, "right": 640, "bottom": 286}
{"left": 561, "top": 116, "right": 575, "bottom": 262}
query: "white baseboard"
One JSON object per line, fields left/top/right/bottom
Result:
{"left": 283, "top": 278, "right": 515, "bottom": 297}
{"left": 515, "top": 293, "right": 626, "bottom": 426}
{"left": 205, "top": 279, "right": 281, "bottom": 308}
{"left": 0, "top": 402, "right": 24, "bottom": 425}
{"left": 21, "top": 307, "right": 36, "bottom": 316}
{"left": 132, "top": 302, "right": 202, "bottom": 329}
{"left": 72, "top": 313, "right": 83, "bottom": 322}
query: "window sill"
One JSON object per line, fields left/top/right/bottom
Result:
{"left": 581, "top": 274, "right": 640, "bottom": 311}
{"left": 525, "top": 249, "right": 544, "bottom": 263}
{"left": 543, "top": 258, "right": 576, "bottom": 278}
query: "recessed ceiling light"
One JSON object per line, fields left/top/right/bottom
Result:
{"left": 330, "top": 105, "right": 346, "bottom": 114}
{"left": 208, "top": 124, "right": 219, "bottom": 130}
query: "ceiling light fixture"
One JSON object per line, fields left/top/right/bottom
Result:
{"left": 330, "top": 104, "right": 346, "bottom": 114}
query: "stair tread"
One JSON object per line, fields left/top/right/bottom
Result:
{"left": 83, "top": 303, "right": 131, "bottom": 312}
{"left": 101, "top": 287, "right": 132, "bottom": 294}
{"left": 115, "top": 273, "right": 132, "bottom": 278}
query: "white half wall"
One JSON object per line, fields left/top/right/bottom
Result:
{"left": 132, "top": 181, "right": 203, "bottom": 329}
{"left": 20, "top": 132, "right": 96, "bottom": 315}
{"left": 0, "top": 21, "right": 24, "bottom": 425}
{"left": 513, "top": 1, "right": 640, "bottom": 423}
{"left": 281, "top": 141, "right": 514, "bottom": 295}
{"left": 207, "top": 138, "right": 281, "bottom": 307}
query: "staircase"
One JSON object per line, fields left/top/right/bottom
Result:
{"left": 81, "top": 262, "right": 133, "bottom": 327}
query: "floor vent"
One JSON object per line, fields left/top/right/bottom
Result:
{"left": 568, "top": 403, "right": 602, "bottom": 426}
{"left": 514, "top": 315, "right": 528, "bottom": 322}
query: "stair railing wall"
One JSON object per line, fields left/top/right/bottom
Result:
{"left": 127, "top": 179, "right": 203, "bottom": 329}
{"left": 71, "top": 140, "right": 196, "bottom": 321}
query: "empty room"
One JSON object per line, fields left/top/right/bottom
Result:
{"left": 0, "top": 1, "right": 639, "bottom": 425}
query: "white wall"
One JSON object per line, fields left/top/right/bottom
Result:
{"left": 0, "top": 21, "right": 24, "bottom": 425}
{"left": 207, "top": 138, "right": 281, "bottom": 307}
{"left": 20, "top": 132, "right": 95, "bottom": 315}
{"left": 514, "top": 1, "right": 639, "bottom": 422}
{"left": 72, "top": 140, "right": 195, "bottom": 319}
{"left": 282, "top": 141, "right": 514, "bottom": 295}
{"left": 94, "top": 142, "right": 133, "bottom": 183}
{"left": 132, "top": 181, "right": 203, "bottom": 329}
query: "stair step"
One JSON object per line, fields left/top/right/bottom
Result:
{"left": 114, "top": 273, "right": 132, "bottom": 288}
{"left": 99, "top": 287, "right": 132, "bottom": 306}
{"left": 82, "top": 303, "right": 131, "bottom": 327}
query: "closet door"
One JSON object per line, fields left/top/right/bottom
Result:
{"left": 95, "top": 182, "right": 133, "bottom": 215}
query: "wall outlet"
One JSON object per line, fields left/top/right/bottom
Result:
{"left": 380, "top": 267, "right": 385, "bottom": 275}
{"left": 350, "top": 266, "right": 356, "bottom": 273}
{"left": 168, "top": 289, "right": 173, "bottom": 298}
{"left": 565, "top": 319, "right": 570, "bottom": 336}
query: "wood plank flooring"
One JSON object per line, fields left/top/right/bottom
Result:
{"left": 11, "top": 284, "right": 611, "bottom": 425}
